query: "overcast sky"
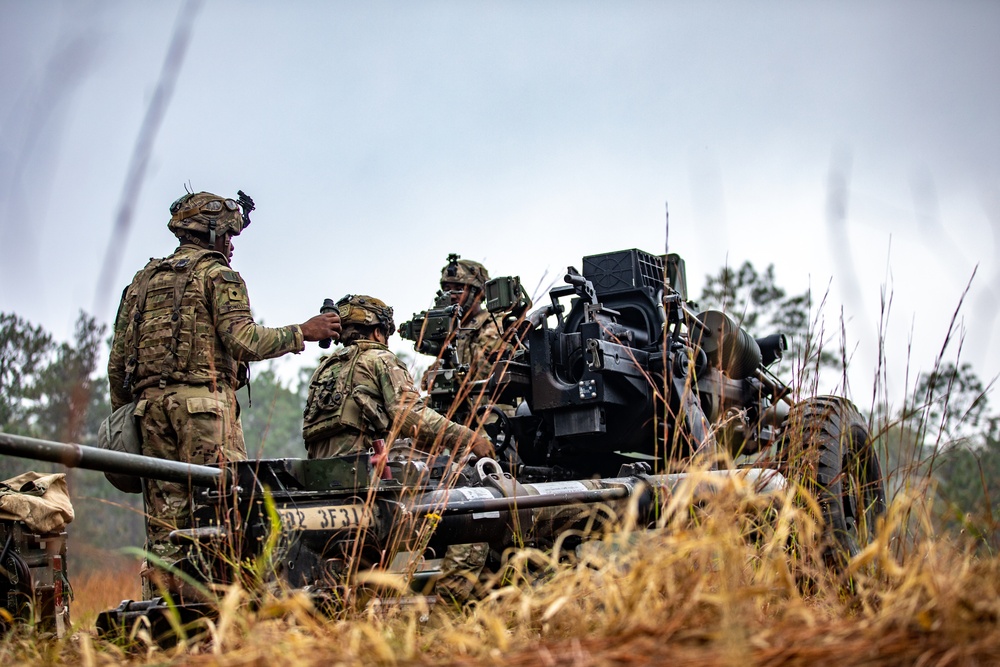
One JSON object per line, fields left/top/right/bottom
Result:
{"left": 1, "top": 1, "right": 998, "bottom": 410}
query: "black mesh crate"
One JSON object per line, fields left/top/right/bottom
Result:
{"left": 582, "top": 249, "right": 665, "bottom": 296}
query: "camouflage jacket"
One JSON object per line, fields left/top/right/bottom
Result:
{"left": 302, "top": 340, "right": 480, "bottom": 458}
{"left": 454, "top": 309, "right": 509, "bottom": 383}
{"left": 108, "top": 244, "right": 304, "bottom": 410}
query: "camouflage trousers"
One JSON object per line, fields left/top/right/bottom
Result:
{"left": 436, "top": 542, "right": 489, "bottom": 604}
{"left": 135, "top": 384, "right": 246, "bottom": 599}
{"left": 382, "top": 443, "right": 490, "bottom": 603}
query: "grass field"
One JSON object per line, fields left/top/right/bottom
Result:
{"left": 69, "top": 548, "right": 141, "bottom": 626}
{"left": 2, "top": 467, "right": 998, "bottom": 667}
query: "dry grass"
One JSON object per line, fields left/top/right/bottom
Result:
{"left": 5, "top": 257, "right": 994, "bottom": 664}
{"left": 2, "top": 474, "right": 998, "bottom": 666}
{"left": 70, "top": 546, "right": 142, "bottom": 626}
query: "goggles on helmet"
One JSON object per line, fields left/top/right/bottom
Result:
{"left": 170, "top": 197, "right": 239, "bottom": 220}
{"left": 168, "top": 190, "right": 253, "bottom": 243}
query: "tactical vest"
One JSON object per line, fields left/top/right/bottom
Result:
{"left": 456, "top": 310, "right": 493, "bottom": 381}
{"left": 122, "top": 247, "right": 242, "bottom": 394}
{"left": 302, "top": 342, "right": 382, "bottom": 444}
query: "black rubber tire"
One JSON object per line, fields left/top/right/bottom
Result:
{"left": 0, "top": 549, "right": 34, "bottom": 631}
{"left": 781, "top": 396, "right": 887, "bottom": 560}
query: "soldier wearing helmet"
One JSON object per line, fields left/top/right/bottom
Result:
{"left": 108, "top": 189, "right": 341, "bottom": 599}
{"left": 436, "top": 253, "right": 513, "bottom": 385}
{"left": 303, "top": 294, "right": 494, "bottom": 460}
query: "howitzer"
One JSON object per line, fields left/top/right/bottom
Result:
{"left": 399, "top": 289, "right": 465, "bottom": 366}
{"left": 427, "top": 248, "right": 886, "bottom": 559}
{"left": 0, "top": 431, "right": 786, "bottom": 642}
{"left": 399, "top": 289, "right": 476, "bottom": 411}
{"left": 401, "top": 276, "right": 532, "bottom": 423}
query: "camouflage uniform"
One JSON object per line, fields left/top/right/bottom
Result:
{"left": 303, "top": 295, "right": 490, "bottom": 603}
{"left": 437, "top": 259, "right": 526, "bottom": 602}
{"left": 454, "top": 309, "right": 506, "bottom": 384}
{"left": 108, "top": 192, "right": 304, "bottom": 597}
{"left": 437, "top": 307, "right": 499, "bottom": 602}
{"left": 431, "top": 255, "right": 513, "bottom": 384}
{"left": 302, "top": 329, "right": 483, "bottom": 457}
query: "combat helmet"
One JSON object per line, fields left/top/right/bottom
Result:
{"left": 336, "top": 294, "right": 396, "bottom": 335}
{"left": 168, "top": 190, "right": 254, "bottom": 244}
{"left": 440, "top": 253, "right": 489, "bottom": 292}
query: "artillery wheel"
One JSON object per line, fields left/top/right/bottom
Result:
{"left": 780, "top": 396, "right": 886, "bottom": 561}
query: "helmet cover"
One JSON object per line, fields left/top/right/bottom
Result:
{"left": 440, "top": 254, "right": 489, "bottom": 291}
{"left": 167, "top": 191, "right": 246, "bottom": 240}
{"left": 336, "top": 294, "right": 396, "bottom": 336}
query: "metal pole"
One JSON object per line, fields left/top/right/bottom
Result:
{"left": 407, "top": 486, "right": 630, "bottom": 516}
{"left": 0, "top": 431, "right": 225, "bottom": 488}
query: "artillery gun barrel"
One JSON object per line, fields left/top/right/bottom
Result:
{"left": 0, "top": 431, "right": 226, "bottom": 488}
{"left": 407, "top": 468, "right": 788, "bottom": 517}
{"left": 408, "top": 485, "right": 629, "bottom": 516}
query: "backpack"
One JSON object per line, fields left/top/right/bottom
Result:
{"left": 96, "top": 401, "right": 143, "bottom": 494}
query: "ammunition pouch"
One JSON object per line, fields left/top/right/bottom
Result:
{"left": 97, "top": 401, "right": 144, "bottom": 494}
{"left": 303, "top": 348, "right": 369, "bottom": 443}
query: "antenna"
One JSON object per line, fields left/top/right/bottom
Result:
{"left": 664, "top": 200, "right": 669, "bottom": 257}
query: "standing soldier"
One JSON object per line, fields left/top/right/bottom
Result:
{"left": 302, "top": 294, "right": 493, "bottom": 460}
{"left": 108, "top": 190, "right": 341, "bottom": 599}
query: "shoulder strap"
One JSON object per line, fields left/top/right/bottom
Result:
{"left": 339, "top": 346, "right": 367, "bottom": 413}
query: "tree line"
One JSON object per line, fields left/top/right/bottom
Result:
{"left": 699, "top": 261, "right": 998, "bottom": 549}
{"left": 0, "top": 260, "right": 996, "bottom": 564}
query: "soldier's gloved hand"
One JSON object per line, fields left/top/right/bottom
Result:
{"left": 469, "top": 435, "right": 495, "bottom": 459}
{"left": 300, "top": 312, "right": 342, "bottom": 342}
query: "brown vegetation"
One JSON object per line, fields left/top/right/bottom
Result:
{"left": 70, "top": 545, "right": 141, "bottom": 625}
{"left": 3, "top": 470, "right": 998, "bottom": 666}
